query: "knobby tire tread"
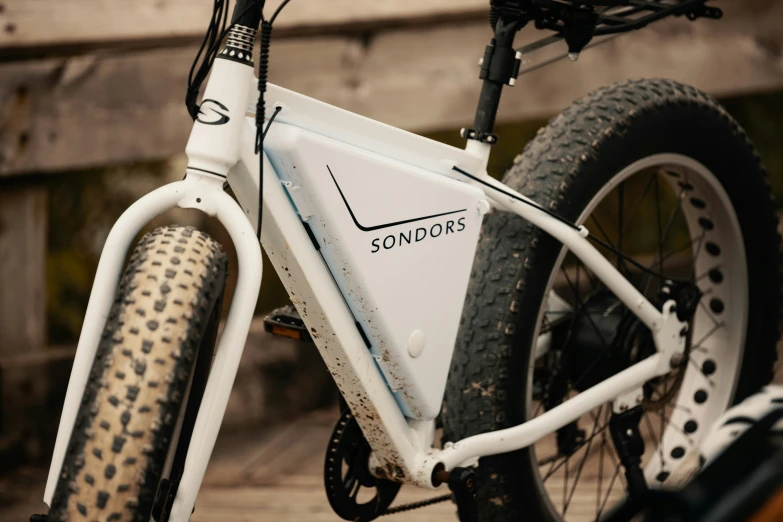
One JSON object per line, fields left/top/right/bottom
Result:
{"left": 442, "top": 78, "right": 782, "bottom": 522}
{"left": 50, "top": 225, "right": 227, "bottom": 522}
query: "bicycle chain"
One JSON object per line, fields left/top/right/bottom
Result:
{"left": 381, "top": 493, "right": 454, "bottom": 516}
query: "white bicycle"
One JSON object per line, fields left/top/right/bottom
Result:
{"left": 36, "top": 1, "right": 782, "bottom": 521}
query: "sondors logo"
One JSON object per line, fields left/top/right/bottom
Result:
{"left": 371, "top": 217, "right": 466, "bottom": 253}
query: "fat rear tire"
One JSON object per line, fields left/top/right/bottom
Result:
{"left": 442, "top": 78, "right": 782, "bottom": 521}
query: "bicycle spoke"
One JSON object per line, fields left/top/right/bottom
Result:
{"left": 563, "top": 404, "right": 604, "bottom": 513}
{"left": 590, "top": 215, "right": 631, "bottom": 278}
{"left": 659, "top": 402, "right": 666, "bottom": 473}
{"left": 620, "top": 172, "right": 658, "bottom": 238}
{"left": 697, "top": 299, "right": 721, "bottom": 328}
{"left": 597, "top": 417, "right": 606, "bottom": 518}
{"left": 640, "top": 186, "right": 689, "bottom": 293}
{"left": 659, "top": 187, "right": 687, "bottom": 248}
{"left": 591, "top": 408, "right": 623, "bottom": 473}
{"left": 651, "top": 409, "right": 692, "bottom": 444}
{"left": 652, "top": 232, "right": 705, "bottom": 272}
{"left": 542, "top": 418, "right": 611, "bottom": 481}
{"left": 559, "top": 267, "right": 616, "bottom": 391}
{"left": 617, "top": 181, "right": 625, "bottom": 271}
{"left": 644, "top": 412, "right": 665, "bottom": 478}
{"left": 687, "top": 354, "right": 716, "bottom": 387}
{"left": 694, "top": 263, "right": 723, "bottom": 283}
{"left": 546, "top": 449, "right": 559, "bottom": 478}
{"left": 597, "top": 463, "right": 623, "bottom": 518}
{"left": 563, "top": 448, "right": 569, "bottom": 512}
{"left": 655, "top": 174, "right": 664, "bottom": 279}
{"left": 691, "top": 227, "right": 708, "bottom": 263}
{"left": 689, "top": 321, "right": 726, "bottom": 353}
{"left": 671, "top": 403, "right": 692, "bottom": 415}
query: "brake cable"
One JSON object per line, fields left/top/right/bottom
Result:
{"left": 186, "top": 0, "right": 230, "bottom": 120}
{"left": 187, "top": 0, "right": 291, "bottom": 240}
{"left": 254, "top": 0, "right": 290, "bottom": 239}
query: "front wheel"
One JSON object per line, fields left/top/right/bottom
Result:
{"left": 49, "top": 226, "right": 227, "bottom": 522}
{"left": 442, "top": 78, "right": 781, "bottom": 522}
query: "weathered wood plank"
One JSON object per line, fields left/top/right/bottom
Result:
{"left": 0, "top": 183, "right": 47, "bottom": 454}
{"left": 2, "top": 0, "right": 778, "bottom": 58}
{"left": 0, "top": 184, "right": 46, "bottom": 352}
{"left": 0, "top": 0, "right": 487, "bottom": 56}
{"left": 1, "top": 0, "right": 782, "bottom": 176}
{"left": 0, "top": 50, "right": 194, "bottom": 175}
{"left": 0, "top": 345, "right": 75, "bottom": 368}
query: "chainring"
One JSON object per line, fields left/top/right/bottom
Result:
{"left": 324, "top": 410, "right": 401, "bottom": 521}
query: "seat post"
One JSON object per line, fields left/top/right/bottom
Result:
{"left": 462, "top": 12, "right": 528, "bottom": 146}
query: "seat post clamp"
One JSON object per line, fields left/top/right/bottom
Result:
{"left": 460, "top": 127, "right": 498, "bottom": 145}
{"left": 479, "top": 44, "right": 522, "bottom": 87}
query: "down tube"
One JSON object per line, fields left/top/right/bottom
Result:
{"left": 227, "top": 132, "right": 430, "bottom": 486}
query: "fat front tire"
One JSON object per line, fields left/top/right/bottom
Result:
{"left": 50, "top": 226, "right": 227, "bottom": 522}
{"left": 442, "top": 79, "right": 782, "bottom": 521}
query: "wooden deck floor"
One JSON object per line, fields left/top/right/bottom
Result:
{"left": 0, "top": 407, "right": 625, "bottom": 522}
{"left": 3, "top": 362, "right": 782, "bottom": 522}
{"left": 190, "top": 409, "right": 464, "bottom": 522}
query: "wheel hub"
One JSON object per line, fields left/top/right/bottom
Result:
{"left": 559, "top": 280, "right": 701, "bottom": 394}
{"left": 559, "top": 290, "right": 655, "bottom": 392}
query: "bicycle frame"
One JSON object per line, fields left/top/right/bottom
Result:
{"left": 43, "top": 41, "right": 688, "bottom": 522}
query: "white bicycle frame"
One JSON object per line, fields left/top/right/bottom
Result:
{"left": 44, "top": 54, "right": 688, "bottom": 521}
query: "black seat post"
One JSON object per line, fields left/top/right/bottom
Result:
{"left": 462, "top": 9, "right": 528, "bottom": 146}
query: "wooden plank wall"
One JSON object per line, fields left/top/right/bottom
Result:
{"left": 1, "top": 0, "right": 782, "bottom": 176}
{"left": 0, "top": 0, "right": 781, "bottom": 461}
{"left": 0, "top": 184, "right": 48, "bottom": 457}
{"left": 0, "top": 0, "right": 488, "bottom": 55}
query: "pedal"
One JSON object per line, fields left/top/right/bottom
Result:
{"left": 263, "top": 304, "right": 312, "bottom": 342}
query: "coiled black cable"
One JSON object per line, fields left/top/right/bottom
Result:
{"left": 187, "top": 0, "right": 292, "bottom": 239}
{"left": 255, "top": 21, "right": 272, "bottom": 153}
{"left": 254, "top": 0, "right": 290, "bottom": 239}
{"left": 186, "top": 1, "right": 269, "bottom": 120}
{"left": 254, "top": 19, "right": 272, "bottom": 239}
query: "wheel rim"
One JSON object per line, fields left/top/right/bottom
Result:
{"left": 526, "top": 153, "right": 748, "bottom": 520}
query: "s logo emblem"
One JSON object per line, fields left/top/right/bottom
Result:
{"left": 197, "top": 99, "right": 230, "bottom": 125}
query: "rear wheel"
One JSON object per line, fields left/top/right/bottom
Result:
{"left": 49, "top": 225, "right": 226, "bottom": 522}
{"left": 442, "top": 78, "right": 782, "bottom": 522}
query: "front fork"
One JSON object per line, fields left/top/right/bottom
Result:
{"left": 42, "top": 173, "right": 263, "bottom": 519}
